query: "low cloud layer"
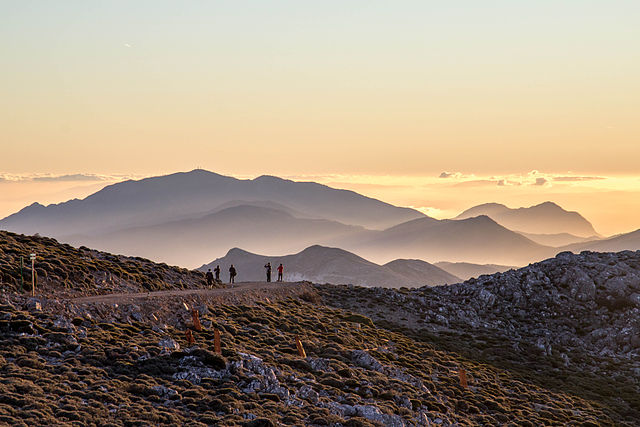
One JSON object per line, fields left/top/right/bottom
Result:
{"left": 33, "top": 174, "right": 107, "bottom": 182}
{"left": 0, "top": 173, "right": 132, "bottom": 183}
{"left": 436, "top": 171, "right": 609, "bottom": 189}
{"left": 553, "top": 176, "right": 605, "bottom": 182}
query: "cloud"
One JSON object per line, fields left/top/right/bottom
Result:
{"left": 452, "top": 179, "right": 499, "bottom": 188}
{"left": 552, "top": 176, "right": 605, "bottom": 182}
{"left": 533, "top": 177, "right": 548, "bottom": 186}
{"left": 326, "top": 181, "right": 410, "bottom": 190}
{"left": 439, "top": 171, "right": 462, "bottom": 179}
{"left": 0, "top": 173, "right": 134, "bottom": 183}
{"left": 32, "top": 174, "right": 108, "bottom": 182}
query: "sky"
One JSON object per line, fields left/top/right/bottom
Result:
{"left": 1, "top": 1, "right": 639, "bottom": 235}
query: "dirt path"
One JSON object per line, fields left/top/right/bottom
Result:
{"left": 72, "top": 281, "right": 307, "bottom": 305}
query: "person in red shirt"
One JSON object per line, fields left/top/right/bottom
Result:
{"left": 277, "top": 263, "right": 284, "bottom": 282}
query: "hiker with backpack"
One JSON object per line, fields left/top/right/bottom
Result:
{"left": 264, "top": 262, "right": 272, "bottom": 282}
{"left": 205, "top": 268, "right": 214, "bottom": 288}
{"left": 214, "top": 265, "right": 221, "bottom": 281}
{"left": 229, "top": 265, "right": 237, "bottom": 285}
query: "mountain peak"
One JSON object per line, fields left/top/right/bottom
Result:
{"left": 225, "top": 247, "right": 253, "bottom": 257}
{"left": 253, "top": 175, "right": 288, "bottom": 183}
{"left": 531, "top": 201, "right": 562, "bottom": 210}
{"left": 0, "top": 170, "right": 424, "bottom": 238}
{"left": 456, "top": 201, "right": 596, "bottom": 237}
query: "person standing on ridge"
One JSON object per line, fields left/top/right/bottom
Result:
{"left": 229, "top": 265, "right": 237, "bottom": 285}
{"left": 264, "top": 262, "right": 272, "bottom": 282}
{"left": 214, "top": 265, "right": 221, "bottom": 281}
{"left": 205, "top": 268, "right": 214, "bottom": 288}
{"left": 277, "top": 263, "right": 284, "bottom": 282}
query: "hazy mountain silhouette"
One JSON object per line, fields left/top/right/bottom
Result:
{"left": 70, "top": 205, "right": 366, "bottom": 268}
{"left": 2, "top": 171, "right": 606, "bottom": 269}
{"left": 342, "top": 215, "right": 552, "bottom": 265}
{"left": 560, "top": 229, "right": 640, "bottom": 254}
{"left": 200, "top": 245, "right": 460, "bottom": 288}
{"left": 455, "top": 202, "right": 597, "bottom": 237}
{"left": 383, "top": 259, "right": 461, "bottom": 285}
{"left": 0, "top": 169, "right": 424, "bottom": 238}
{"left": 433, "top": 261, "right": 515, "bottom": 281}
{"left": 516, "top": 231, "right": 597, "bottom": 247}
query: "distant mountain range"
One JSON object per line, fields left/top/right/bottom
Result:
{"left": 561, "top": 229, "right": 640, "bottom": 254}
{"left": 340, "top": 215, "right": 552, "bottom": 266}
{"left": 2, "top": 169, "right": 637, "bottom": 271}
{"left": 73, "top": 204, "right": 365, "bottom": 267}
{"left": 0, "top": 169, "right": 424, "bottom": 237}
{"left": 433, "top": 261, "right": 515, "bottom": 281}
{"left": 61, "top": 203, "right": 564, "bottom": 267}
{"left": 515, "top": 231, "right": 597, "bottom": 247}
{"left": 200, "top": 245, "right": 461, "bottom": 288}
{"left": 456, "top": 202, "right": 598, "bottom": 237}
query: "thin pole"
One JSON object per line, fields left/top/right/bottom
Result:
{"left": 31, "top": 256, "right": 35, "bottom": 297}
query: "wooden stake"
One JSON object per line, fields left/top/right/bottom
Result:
{"left": 214, "top": 328, "right": 222, "bottom": 355}
{"left": 192, "top": 309, "right": 202, "bottom": 331}
{"left": 30, "top": 253, "right": 36, "bottom": 297}
{"left": 459, "top": 368, "right": 468, "bottom": 388}
{"left": 186, "top": 329, "right": 195, "bottom": 346}
{"left": 295, "top": 336, "right": 306, "bottom": 358}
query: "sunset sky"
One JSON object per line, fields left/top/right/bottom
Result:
{"left": 1, "top": 1, "right": 639, "bottom": 235}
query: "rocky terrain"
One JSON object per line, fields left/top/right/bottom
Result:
{"left": 320, "top": 250, "right": 640, "bottom": 424}
{"left": 0, "top": 231, "right": 214, "bottom": 296}
{"left": 0, "top": 231, "right": 638, "bottom": 425}
{"left": 0, "top": 288, "right": 620, "bottom": 426}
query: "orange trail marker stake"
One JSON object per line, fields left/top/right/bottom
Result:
{"left": 295, "top": 336, "right": 306, "bottom": 358}
{"left": 459, "top": 368, "right": 468, "bottom": 388}
{"left": 186, "top": 329, "right": 195, "bottom": 346}
{"left": 214, "top": 328, "right": 222, "bottom": 355}
{"left": 192, "top": 309, "right": 202, "bottom": 331}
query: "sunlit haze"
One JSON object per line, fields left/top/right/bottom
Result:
{"left": 2, "top": 1, "right": 639, "bottom": 236}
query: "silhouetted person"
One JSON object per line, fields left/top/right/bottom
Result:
{"left": 214, "top": 265, "right": 220, "bottom": 281}
{"left": 277, "top": 263, "right": 283, "bottom": 282}
{"left": 205, "top": 268, "right": 214, "bottom": 288}
{"left": 264, "top": 262, "right": 272, "bottom": 282}
{"left": 229, "top": 265, "right": 237, "bottom": 285}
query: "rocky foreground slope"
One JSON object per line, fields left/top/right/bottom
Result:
{"left": 0, "top": 231, "right": 638, "bottom": 425}
{"left": 0, "top": 231, "right": 213, "bottom": 295}
{"left": 0, "top": 289, "right": 621, "bottom": 426}
{"left": 320, "top": 250, "right": 640, "bottom": 424}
